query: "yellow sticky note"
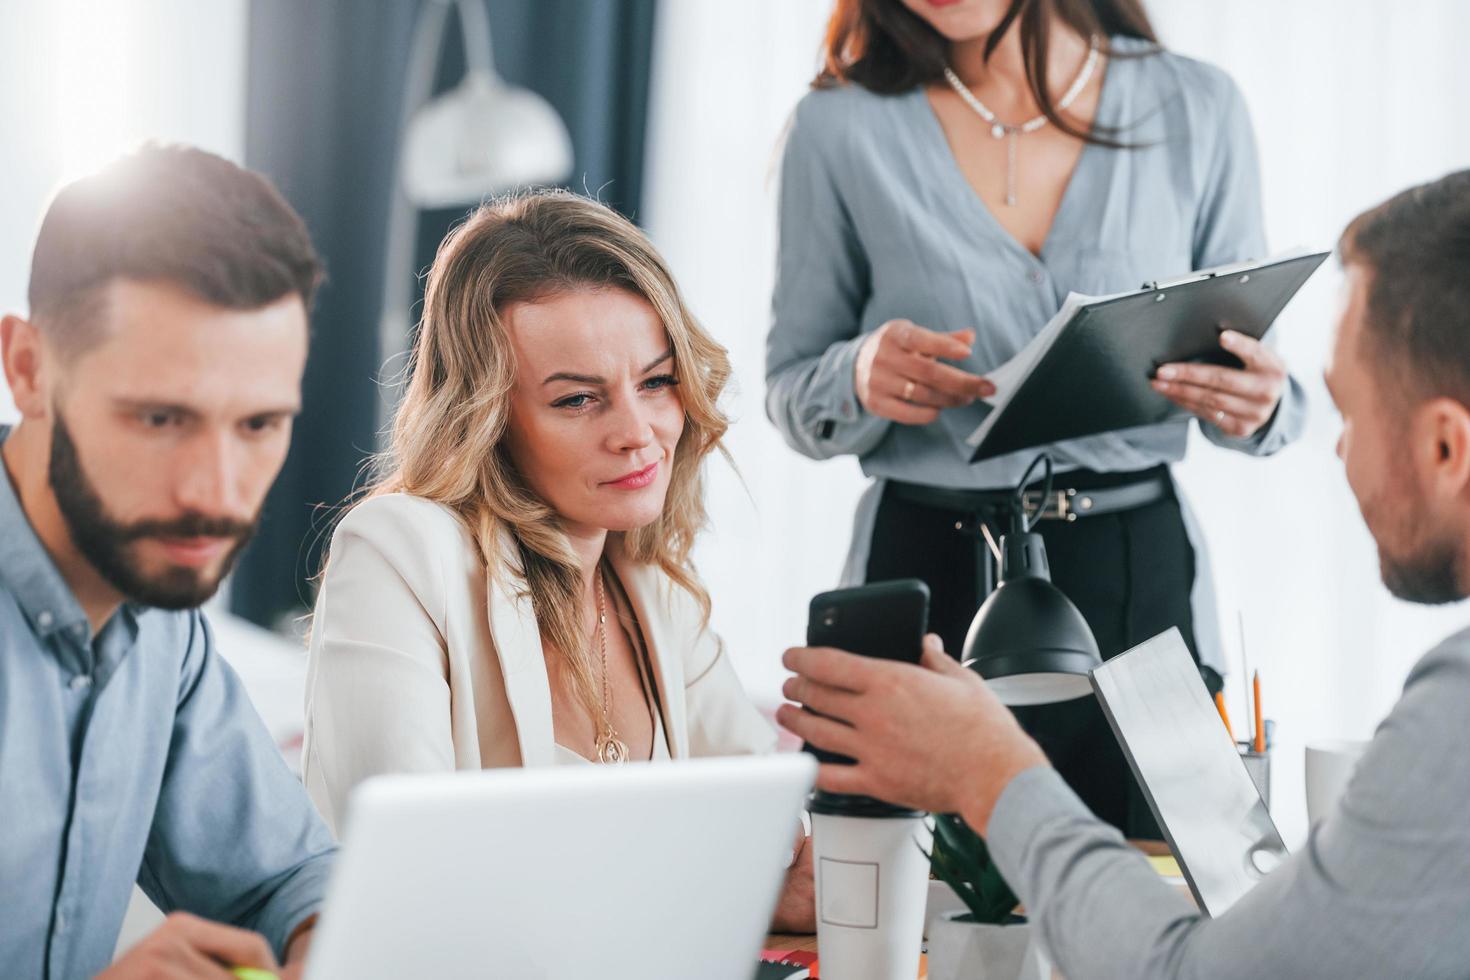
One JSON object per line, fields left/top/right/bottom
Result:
{"left": 1148, "top": 855, "right": 1183, "bottom": 878}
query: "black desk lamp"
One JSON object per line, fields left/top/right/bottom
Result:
{"left": 962, "top": 454, "right": 1102, "bottom": 705}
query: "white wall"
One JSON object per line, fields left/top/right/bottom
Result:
{"left": 644, "top": 0, "right": 1470, "bottom": 845}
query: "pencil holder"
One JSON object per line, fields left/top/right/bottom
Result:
{"left": 1236, "top": 743, "right": 1270, "bottom": 809}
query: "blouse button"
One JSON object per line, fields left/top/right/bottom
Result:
{"left": 1028, "top": 271, "right": 1044, "bottom": 284}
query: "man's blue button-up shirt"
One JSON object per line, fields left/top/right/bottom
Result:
{"left": 0, "top": 429, "right": 336, "bottom": 979}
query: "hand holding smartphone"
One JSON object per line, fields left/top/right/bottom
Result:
{"left": 800, "top": 579, "right": 930, "bottom": 766}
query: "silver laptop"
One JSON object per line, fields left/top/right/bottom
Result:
{"left": 305, "top": 754, "right": 816, "bottom": 979}
{"left": 1090, "top": 628, "right": 1288, "bottom": 915}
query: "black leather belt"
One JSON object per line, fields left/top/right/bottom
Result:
{"left": 886, "top": 468, "right": 1171, "bottom": 523}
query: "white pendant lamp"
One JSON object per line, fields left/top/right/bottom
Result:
{"left": 377, "top": 0, "right": 573, "bottom": 431}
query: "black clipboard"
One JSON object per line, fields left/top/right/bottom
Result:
{"left": 960, "top": 250, "right": 1330, "bottom": 463}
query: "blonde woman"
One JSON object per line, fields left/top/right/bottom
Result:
{"left": 301, "top": 191, "right": 813, "bottom": 930}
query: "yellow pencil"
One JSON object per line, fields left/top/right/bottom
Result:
{"left": 1252, "top": 671, "right": 1265, "bottom": 753}
{"left": 1213, "top": 691, "right": 1233, "bottom": 741}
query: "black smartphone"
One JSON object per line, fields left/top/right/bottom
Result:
{"left": 800, "top": 578, "right": 930, "bottom": 766}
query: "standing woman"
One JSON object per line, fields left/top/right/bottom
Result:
{"left": 765, "top": 0, "right": 1304, "bottom": 837}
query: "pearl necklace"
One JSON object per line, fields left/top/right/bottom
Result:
{"left": 942, "top": 36, "right": 1100, "bottom": 207}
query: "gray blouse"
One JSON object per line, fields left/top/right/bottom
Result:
{"left": 763, "top": 37, "right": 1307, "bottom": 673}
{"left": 766, "top": 36, "right": 1304, "bottom": 484}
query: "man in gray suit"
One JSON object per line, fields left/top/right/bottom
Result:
{"left": 778, "top": 170, "right": 1470, "bottom": 979}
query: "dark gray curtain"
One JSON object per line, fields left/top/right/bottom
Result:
{"left": 233, "top": 0, "right": 659, "bottom": 629}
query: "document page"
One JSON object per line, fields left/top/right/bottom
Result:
{"left": 966, "top": 290, "right": 1111, "bottom": 448}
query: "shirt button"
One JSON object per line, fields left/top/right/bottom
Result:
{"left": 1029, "top": 271, "right": 1044, "bottom": 284}
{"left": 69, "top": 675, "right": 92, "bottom": 692}
{"left": 37, "top": 610, "right": 54, "bottom": 629}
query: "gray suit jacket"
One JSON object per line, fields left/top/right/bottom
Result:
{"left": 989, "top": 625, "right": 1470, "bottom": 978}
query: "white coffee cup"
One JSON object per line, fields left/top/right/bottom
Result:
{"left": 1305, "top": 739, "right": 1370, "bottom": 825}
{"left": 809, "top": 805, "right": 930, "bottom": 980}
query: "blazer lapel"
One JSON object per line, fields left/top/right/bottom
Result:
{"left": 484, "top": 530, "right": 556, "bottom": 768}
{"left": 609, "top": 541, "right": 689, "bottom": 759}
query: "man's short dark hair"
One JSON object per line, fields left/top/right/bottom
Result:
{"left": 1340, "top": 169, "right": 1470, "bottom": 406}
{"left": 27, "top": 143, "right": 323, "bottom": 356}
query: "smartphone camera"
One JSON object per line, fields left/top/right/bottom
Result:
{"left": 820, "top": 607, "right": 838, "bottom": 629}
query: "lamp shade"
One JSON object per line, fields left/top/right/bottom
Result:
{"left": 962, "top": 531, "right": 1102, "bottom": 706}
{"left": 402, "top": 71, "right": 574, "bottom": 209}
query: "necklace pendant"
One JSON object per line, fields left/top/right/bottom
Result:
{"left": 597, "top": 731, "right": 628, "bottom": 765}
{"left": 943, "top": 34, "right": 1100, "bottom": 167}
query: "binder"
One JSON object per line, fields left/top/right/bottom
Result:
{"left": 954, "top": 250, "right": 1330, "bottom": 463}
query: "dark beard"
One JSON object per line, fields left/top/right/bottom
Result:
{"left": 48, "top": 411, "right": 257, "bottom": 610}
{"left": 1369, "top": 449, "right": 1466, "bottom": 606}
{"left": 1380, "top": 537, "right": 1464, "bottom": 605}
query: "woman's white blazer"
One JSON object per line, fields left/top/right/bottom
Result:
{"left": 302, "top": 492, "right": 777, "bottom": 832}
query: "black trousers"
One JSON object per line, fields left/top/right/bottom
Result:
{"left": 864, "top": 466, "right": 1210, "bottom": 839}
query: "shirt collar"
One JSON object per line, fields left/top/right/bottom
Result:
{"left": 0, "top": 425, "right": 93, "bottom": 639}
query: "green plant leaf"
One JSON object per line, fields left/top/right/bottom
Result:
{"left": 928, "top": 813, "right": 1018, "bottom": 925}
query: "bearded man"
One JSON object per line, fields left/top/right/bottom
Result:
{"left": 1, "top": 145, "right": 334, "bottom": 980}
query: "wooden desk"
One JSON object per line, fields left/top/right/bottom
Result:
{"left": 764, "top": 932, "right": 819, "bottom": 954}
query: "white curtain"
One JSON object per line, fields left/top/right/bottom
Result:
{"left": 643, "top": 0, "right": 1470, "bottom": 843}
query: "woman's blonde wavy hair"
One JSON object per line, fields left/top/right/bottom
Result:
{"left": 362, "top": 189, "right": 732, "bottom": 726}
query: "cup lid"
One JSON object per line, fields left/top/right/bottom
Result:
{"left": 806, "top": 789, "right": 924, "bottom": 819}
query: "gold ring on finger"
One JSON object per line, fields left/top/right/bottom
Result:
{"left": 903, "top": 380, "right": 916, "bottom": 402}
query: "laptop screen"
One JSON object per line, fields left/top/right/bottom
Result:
{"left": 1090, "top": 628, "right": 1288, "bottom": 916}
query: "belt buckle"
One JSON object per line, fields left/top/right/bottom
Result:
{"left": 1024, "top": 489, "right": 1080, "bottom": 522}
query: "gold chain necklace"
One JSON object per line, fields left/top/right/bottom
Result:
{"left": 593, "top": 568, "right": 628, "bottom": 765}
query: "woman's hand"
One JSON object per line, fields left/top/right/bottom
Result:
{"left": 769, "top": 829, "right": 816, "bottom": 934}
{"left": 1152, "top": 330, "right": 1287, "bottom": 439}
{"left": 854, "top": 319, "right": 994, "bottom": 425}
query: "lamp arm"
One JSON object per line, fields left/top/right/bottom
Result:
{"left": 453, "top": 0, "right": 497, "bottom": 78}
{"left": 375, "top": 0, "right": 455, "bottom": 438}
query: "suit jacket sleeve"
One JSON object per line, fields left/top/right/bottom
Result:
{"left": 986, "top": 638, "right": 1470, "bottom": 979}
{"left": 303, "top": 496, "right": 458, "bottom": 833}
